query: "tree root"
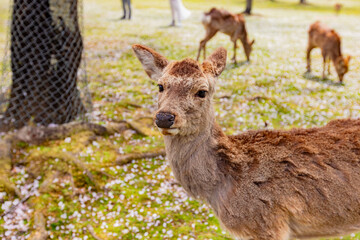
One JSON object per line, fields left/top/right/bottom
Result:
{"left": 248, "top": 95, "right": 269, "bottom": 102}
{"left": 102, "top": 121, "right": 137, "bottom": 136}
{"left": 115, "top": 149, "right": 166, "bottom": 165}
{"left": 38, "top": 171, "right": 61, "bottom": 193}
{"left": 0, "top": 120, "right": 148, "bottom": 197}
{"left": 3, "top": 120, "right": 146, "bottom": 146}
{"left": 96, "top": 168, "right": 114, "bottom": 179}
{"left": 28, "top": 211, "right": 48, "bottom": 240}
{"left": 10, "top": 122, "right": 127, "bottom": 145}
{"left": 124, "top": 120, "right": 150, "bottom": 136}
{"left": 86, "top": 224, "right": 103, "bottom": 240}
{"left": 124, "top": 102, "right": 142, "bottom": 109}
{"left": 135, "top": 115, "right": 154, "bottom": 121}
{"left": 70, "top": 154, "right": 102, "bottom": 190}
{"left": 28, "top": 150, "right": 103, "bottom": 191}
{"left": 0, "top": 138, "right": 22, "bottom": 197}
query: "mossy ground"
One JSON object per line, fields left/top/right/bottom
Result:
{"left": 1, "top": 0, "right": 360, "bottom": 239}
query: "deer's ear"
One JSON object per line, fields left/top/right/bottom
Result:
{"left": 132, "top": 44, "right": 169, "bottom": 81}
{"left": 346, "top": 55, "right": 351, "bottom": 64}
{"left": 202, "top": 47, "right": 227, "bottom": 77}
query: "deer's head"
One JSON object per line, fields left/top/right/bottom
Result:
{"left": 133, "top": 45, "right": 227, "bottom": 136}
{"left": 245, "top": 39, "right": 255, "bottom": 61}
{"left": 335, "top": 55, "right": 351, "bottom": 82}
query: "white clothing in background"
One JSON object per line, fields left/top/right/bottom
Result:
{"left": 170, "top": 0, "right": 191, "bottom": 24}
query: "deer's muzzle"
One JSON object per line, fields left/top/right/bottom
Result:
{"left": 155, "top": 112, "right": 175, "bottom": 129}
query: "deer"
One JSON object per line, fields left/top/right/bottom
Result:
{"left": 197, "top": 8, "right": 255, "bottom": 64}
{"left": 334, "top": 3, "right": 343, "bottom": 15}
{"left": 132, "top": 44, "right": 360, "bottom": 240}
{"left": 306, "top": 21, "right": 351, "bottom": 83}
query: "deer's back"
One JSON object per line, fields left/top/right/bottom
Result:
{"left": 214, "top": 119, "right": 360, "bottom": 238}
{"left": 308, "top": 21, "right": 341, "bottom": 55}
{"left": 203, "top": 8, "right": 245, "bottom": 36}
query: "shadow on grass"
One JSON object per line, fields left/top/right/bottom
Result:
{"left": 159, "top": 25, "right": 181, "bottom": 29}
{"left": 110, "top": 17, "right": 131, "bottom": 21}
{"left": 227, "top": 60, "right": 250, "bottom": 69}
{"left": 242, "top": 12, "right": 264, "bottom": 17}
{"left": 303, "top": 72, "right": 344, "bottom": 87}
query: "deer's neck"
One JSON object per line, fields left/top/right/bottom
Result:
{"left": 329, "top": 44, "right": 342, "bottom": 62}
{"left": 330, "top": 52, "right": 341, "bottom": 62}
{"left": 164, "top": 121, "right": 230, "bottom": 200}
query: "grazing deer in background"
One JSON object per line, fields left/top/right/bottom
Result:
{"left": 306, "top": 21, "right": 351, "bottom": 83}
{"left": 133, "top": 44, "right": 360, "bottom": 240}
{"left": 197, "top": 8, "right": 255, "bottom": 64}
{"left": 334, "top": 3, "right": 343, "bottom": 15}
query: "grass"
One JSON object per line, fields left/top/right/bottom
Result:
{"left": 1, "top": 0, "right": 360, "bottom": 239}
{"left": 131, "top": 0, "right": 360, "bottom": 14}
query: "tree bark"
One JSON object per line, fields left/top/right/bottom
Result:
{"left": 244, "top": 0, "right": 252, "bottom": 14}
{"left": 3, "top": 0, "right": 85, "bottom": 130}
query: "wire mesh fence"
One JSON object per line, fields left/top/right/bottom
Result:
{"left": 0, "top": 0, "right": 92, "bottom": 132}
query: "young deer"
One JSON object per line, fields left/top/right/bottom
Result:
{"left": 133, "top": 44, "right": 360, "bottom": 240}
{"left": 306, "top": 21, "right": 351, "bottom": 83}
{"left": 197, "top": 8, "right": 255, "bottom": 64}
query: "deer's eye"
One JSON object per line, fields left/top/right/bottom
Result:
{"left": 158, "top": 84, "right": 164, "bottom": 92}
{"left": 196, "top": 90, "right": 207, "bottom": 98}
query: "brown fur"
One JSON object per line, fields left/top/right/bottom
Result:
{"left": 197, "top": 8, "right": 255, "bottom": 64}
{"left": 169, "top": 59, "right": 203, "bottom": 77}
{"left": 306, "top": 21, "right": 351, "bottom": 82}
{"left": 133, "top": 44, "right": 360, "bottom": 240}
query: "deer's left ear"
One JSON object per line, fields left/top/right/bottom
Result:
{"left": 202, "top": 47, "right": 227, "bottom": 77}
{"left": 346, "top": 55, "right": 351, "bottom": 63}
{"left": 132, "top": 44, "right": 169, "bottom": 81}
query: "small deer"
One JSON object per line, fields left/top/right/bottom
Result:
{"left": 197, "top": 8, "right": 255, "bottom": 64}
{"left": 334, "top": 3, "right": 343, "bottom": 15}
{"left": 133, "top": 44, "right": 360, "bottom": 240}
{"left": 306, "top": 21, "right": 351, "bottom": 83}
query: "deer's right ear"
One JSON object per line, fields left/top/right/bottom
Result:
{"left": 132, "top": 44, "right": 169, "bottom": 81}
{"left": 202, "top": 47, "right": 227, "bottom": 77}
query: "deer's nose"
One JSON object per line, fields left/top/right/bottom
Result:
{"left": 155, "top": 112, "right": 175, "bottom": 129}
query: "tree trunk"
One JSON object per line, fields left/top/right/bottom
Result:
{"left": 244, "top": 0, "right": 252, "bottom": 14}
{"left": 3, "top": 0, "right": 85, "bottom": 130}
{"left": 300, "top": 0, "right": 306, "bottom": 4}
